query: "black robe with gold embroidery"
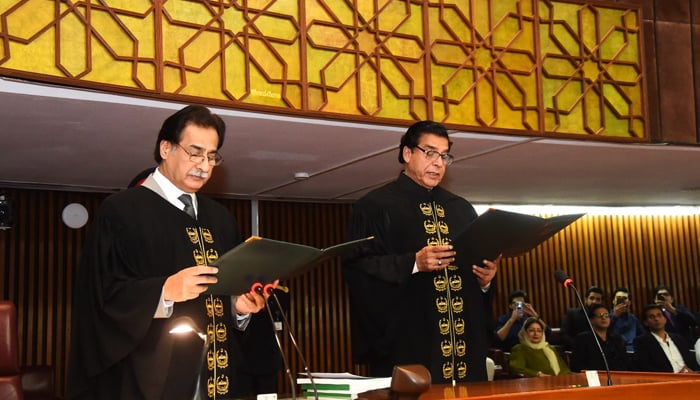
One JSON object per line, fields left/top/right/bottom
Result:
{"left": 343, "top": 173, "right": 495, "bottom": 383}
{"left": 67, "top": 186, "right": 242, "bottom": 399}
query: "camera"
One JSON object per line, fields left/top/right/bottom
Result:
{"left": 616, "top": 297, "right": 626, "bottom": 306}
{"left": 0, "top": 193, "right": 12, "bottom": 230}
{"left": 656, "top": 293, "right": 665, "bottom": 301}
{"left": 515, "top": 301, "right": 524, "bottom": 318}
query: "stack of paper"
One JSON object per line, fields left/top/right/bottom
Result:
{"left": 297, "top": 373, "right": 391, "bottom": 400}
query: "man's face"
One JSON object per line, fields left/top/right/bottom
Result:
{"left": 643, "top": 308, "right": 667, "bottom": 333}
{"left": 509, "top": 296, "right": 525, "bottom": 310}
{"left": 591, "top": 307, "right": 611, "bottom": 330}
{"left": 655, "top": 289, "right": 673, "bottom": 304}
{"left": 402, "top": 133, "right": 450, "bottom": 190}
{"left": 613, "top": 291, "right": 629, "bottom": 307}
{"left": 585, "top": 291, "right": 603, "bottom": 307}
{"left": 159, "top": 123, "right": 219, "bottom": 193}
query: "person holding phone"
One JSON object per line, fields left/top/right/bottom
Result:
{"left": 608, "top": 287, "right": 645, "bottom": 353}
{"left": 653, "top": 285, "right": 698, "bottom": 348}
{"left": 494, "top": 290, "right": 550, "bottom": 352}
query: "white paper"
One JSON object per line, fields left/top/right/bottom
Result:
{"left": 584, "top": 370, "right": 601, "bottom": 387}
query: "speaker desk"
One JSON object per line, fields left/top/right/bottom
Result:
{"left": 410, "top": 371, "right": 700, "bottom": 400}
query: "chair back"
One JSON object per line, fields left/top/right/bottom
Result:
{"left": 0, "top": 300, "right": 23, "bottom": 399}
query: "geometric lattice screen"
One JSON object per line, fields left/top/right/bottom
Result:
{"left": 0, "top": 0, "right": 646, "bottom": 139}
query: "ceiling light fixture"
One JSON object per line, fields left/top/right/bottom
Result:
{"left": 294, "top": 172, "right": 310, "bottom": 180}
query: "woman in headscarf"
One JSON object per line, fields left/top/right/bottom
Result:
{"left": 509, "top": 317, "right": 571, "bottom": 377}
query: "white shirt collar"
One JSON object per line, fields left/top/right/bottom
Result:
{"left": 152, "top": 167, "right": 198, "bottom": 213}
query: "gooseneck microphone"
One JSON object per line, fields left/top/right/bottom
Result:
{"left": 554, "top": 270, "right": 613, "bottom": 386}
{"left": 263, "top": 283, "right": 319, "bottom": 400}
{"left": 252, "top": 283, "right": 297, "bottom": 400}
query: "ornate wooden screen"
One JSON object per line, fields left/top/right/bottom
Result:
{"left": 0, "top": 0, "right": 646, "bottom": 138}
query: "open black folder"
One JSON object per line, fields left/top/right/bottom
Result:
{"left": 204, "top": 236, "right": 374, "bottom": 295}
{"left": 454, "top": 208, "right": 585, "bottom": 261}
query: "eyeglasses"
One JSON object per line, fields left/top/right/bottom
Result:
{"left": 176, "top": 143, "right": 223, "bottom": 166}
{"left": 595, "top": 313, "right": 610, "bottom": 318}
{"left": 414, "top": 145, "right": 454, "bottom": 166}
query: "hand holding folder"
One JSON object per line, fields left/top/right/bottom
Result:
{"left": 204, "top": 236, "right": 374, "bottom": 295}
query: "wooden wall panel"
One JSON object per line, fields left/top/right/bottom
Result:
{"left": 0, "top": 189, "right": 107, "bottom": 396}
{"left": 2, "top": 188, "right": 700, "bottom": 397}
{"left": 256, "top": 201, "right": 358, "bottom": 393}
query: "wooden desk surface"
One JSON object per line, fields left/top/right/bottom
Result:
{"left": 419, "top": 371, "right": 700, "bottom": 400}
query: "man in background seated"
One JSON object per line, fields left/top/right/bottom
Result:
{"left": 560, "top": 285, "right": 604, "bottom": 350}
{"left": 571, "top": 304, "right": 629, "bottom": 372}
{"left": 609, "top": 287, "right": 645, "bottom": 353}
{"left": 494, "top": 289, "right": 550, "bottom": 352}
{"left": 653, "top": 285, "right": 697, "bottom": 348}
{"left": 634, "top": 304, "right": 697, "bottom": 373}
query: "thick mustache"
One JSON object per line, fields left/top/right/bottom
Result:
{"left": 189, "top": 170, "right": 208, "bottom": 179}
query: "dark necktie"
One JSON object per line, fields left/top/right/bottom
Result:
{"left": 178, "top": 194, "right": 196, "bottom": 219}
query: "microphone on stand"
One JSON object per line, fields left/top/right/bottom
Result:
{"left": 262, "top": 283, "right": 319, "bottom": 400}
{"left": 554, "top": 270, "right": 613, "bottom": 386}
{"left": 252, "top": 282, "right": 297, "bottom": 400}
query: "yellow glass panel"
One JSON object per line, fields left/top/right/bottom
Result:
{"left": 359, "top": 61, "right": 379, "bottom": 114}
{"left": 84, "top": 38, "right": 139, "bottom": 87}
{"left": 324, "top": 75, "right": 358, "bottom": 114}
{"left": 246, "top": 66, "right": 288, "bottom": 107}
{"left": 59, "top": 9, "right": 88, "bottom": 77}
{"left": 162, "top": 1, "right": 214, "bottom": 25}
{"left": 8, "top": 1, "right": 55, "bottom": 41}
{"left": 0, "top": 0, "right": 646, "bottom": 139}
{"left": 254, "top": 13, "right": 298, "bottom": 42}
{"left": 135, "top": 61, "right": 157, "bottom": 90}
{"left": 321, "top": 52, "right": 357, "bottom": 90}
{"left": 223, "top": 42, "right": 248, "bottom": 100}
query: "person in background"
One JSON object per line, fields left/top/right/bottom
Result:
{"left": 653, "top": 285, "right": 697, "bottom": 347}
{"left": 67, "top": 105, "right": 270, "bottom": 399}
{"left": 560, "top": 285, "right": 604, "bottom": 350}
{"left": 494, "top": 289, "right": 550, "bottom": 352}
{"left": 570, "top": 304, "right": 629, "bottom": 372}
{"left": 634, "top": 304, "right": 697, "bottom": 373}
{"left": 608, "top": 286, "right": 645, "bottom": 353}
{"left": 509, "top": 317, "right": 571, "bottom": 377}
{"left": 343, "top": 120, "right": 500, "bottom": 383}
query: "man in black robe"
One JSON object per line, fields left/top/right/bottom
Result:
{"left": 343, "top": 121, "right": 500, "bottom": 383}
{"left": 67, "top": 105, "right": 268, "bottom": 399}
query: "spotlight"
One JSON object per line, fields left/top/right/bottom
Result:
{"left": 0, "top": 192, "right": 13, "bottom": 230}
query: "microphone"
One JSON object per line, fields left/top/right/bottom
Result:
{"left": 554, "top": 270, "right": 573, "bottom": 288}
{"left": 554, "top": 270, "right": 612, "bottom": 386}
{"left": 263, "top": 283, "right": 319, "bottom": 400}
{"left": 252, "top": 283, "right": 297, "bottom": 400}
